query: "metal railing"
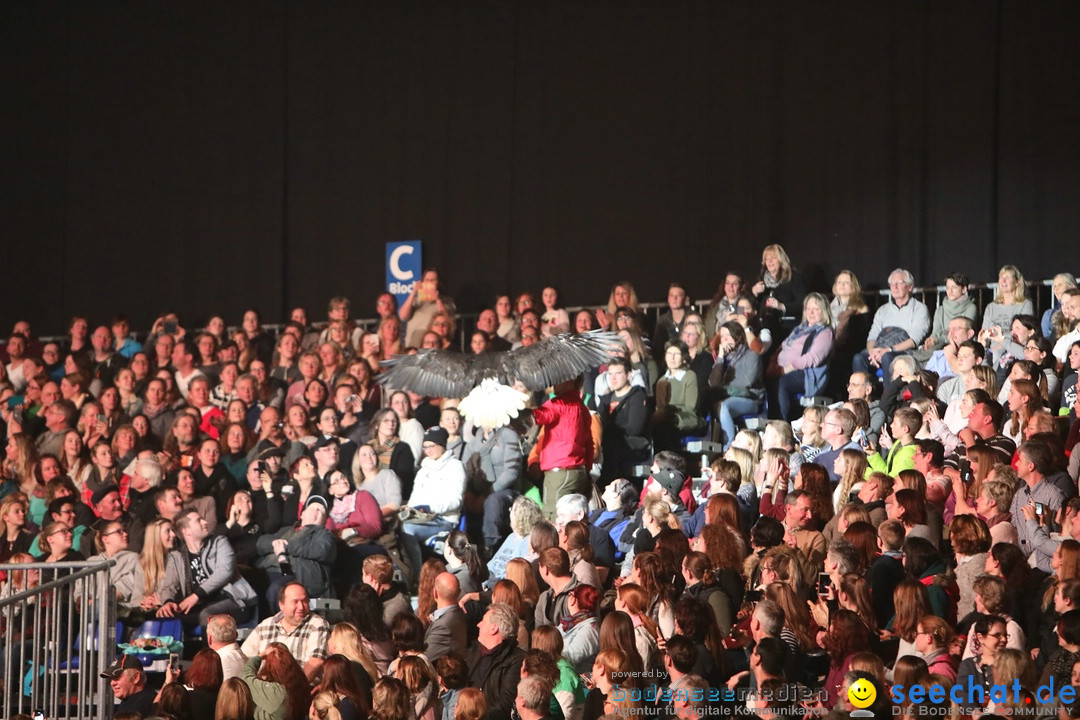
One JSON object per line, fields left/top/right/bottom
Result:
{"left": 27, "top": 274, "right": 1072, "bottom": 352}
{"left": 0, "top": 560, "right": 117, "bottom": 720}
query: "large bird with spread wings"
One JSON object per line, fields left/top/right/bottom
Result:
{"left": 377, "top": 330, "right": 621, "bottom": 428}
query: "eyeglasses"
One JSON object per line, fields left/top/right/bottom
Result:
{"left": 102, "top": 529, "right": 128, "bottom": 537}
{"left": 50, "top": 529, "right": 73, "bottom": 537}
{"left": 422, "top": 443, "right": 438, "bottom": 450}
{"left": 986, "top": 632, "right": 1009, "bottom": 640}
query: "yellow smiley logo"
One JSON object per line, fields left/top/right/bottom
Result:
{"left": 848, "top": 678, "right": 877, "bottom": 709}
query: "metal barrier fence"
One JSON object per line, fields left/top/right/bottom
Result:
{"left": 0, "top": 560, "right": 117, "bottom": 720}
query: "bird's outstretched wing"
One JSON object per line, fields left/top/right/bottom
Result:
{"left": 498, "top": 329, "right": 623, "bottom": 391}
{"left": 377, "top": 329, "right": 621, "bottom": 397}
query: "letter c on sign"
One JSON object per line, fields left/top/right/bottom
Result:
{"left": 390, "top": 246, "right": 415, "bottom": 281}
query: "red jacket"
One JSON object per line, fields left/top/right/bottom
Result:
{"left": 532, "top": 393, "right": 594, "bottom": 471}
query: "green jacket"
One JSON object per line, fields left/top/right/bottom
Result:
{"left": 241, "top": 656, "right": 290, "bottom": 720}
{"left": 866, "top": 441, "right": 916, "bottom": 476}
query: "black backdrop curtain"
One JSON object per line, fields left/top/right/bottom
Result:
{"left": 2, "top": 1, "right": 1079, "bottom": 334}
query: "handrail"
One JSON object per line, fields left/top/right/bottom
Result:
{"left": 0, "top": 559, "right": 114, "bottom": 608}
{"left": 21, "top": 274, "right": 1072, "bottom": 347}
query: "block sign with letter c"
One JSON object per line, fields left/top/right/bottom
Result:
{"left": 386, "top": 241, "right": 423, "bottom": 304}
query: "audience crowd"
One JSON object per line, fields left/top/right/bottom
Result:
{"left": 3, "top": 253, "right": 1080, "bottom": 720}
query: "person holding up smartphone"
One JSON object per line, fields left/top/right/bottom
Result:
{"left": 1013, "top": 442, "right": 1067, "bottom": 573}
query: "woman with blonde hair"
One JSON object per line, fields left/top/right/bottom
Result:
{"left": 753, "top": 545, "right": 807, "bottom": 598}
{"left": 328, "top": 622, "right": 381, "bottom": 686}
{"left": 453, "top": 687, "right": 487, "bottom": 720}
{"left": 983, "top": 265, "right": 1034, "bottom": 334}
{"left": 585, "top": 647, "right": 636, "bottom": 718}
{"left": 832, "top": 448, "right": 868, "bottom": 513}
{"left": 0, "top": 494, "right": 34, "bottom": 561}
{"left": 680, "top": 317, "right": 714, "bottom": 394}
{"left": 1044, "top": 273, "right": 1078, "bottom": 339}
{"left": 751, "top": 244, "right": 804, "bottom": 320}
{"left": 214, "top": 676, "right": 254, "bottom": 720}
{"left": 2, "top": 433, "right": 39, "bottom": 492}
{"left": 830, "top": 270, "right": 869, "bottom": 326}
{"left": 370, "top": 677, "right": 413, "bottom": 720}
{"left": 309, "top": 689, "right": 343, "bottom": 720}
{"left": 596, "top": 281, "right": 640, "bottom": 331}
{"left": 138, "top": 518, "right": 176, "bottom": 613}
{"left": 798, "top": 405, "right": 829, "bottom": 462}
{"left": 768, "top": 293, "right": 834, "bottom": 420}
{"left": 396, "top": 654, "right": 441, "bottom": 720}
{"left": 950, "top": 444, "right": 1001, "bottom": 522}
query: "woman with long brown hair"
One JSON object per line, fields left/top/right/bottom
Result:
{"left": 1005, "top": 378, "right": 1042, "bottom": 445}
{"left": 818, "top": 609, "right": 870, "bottom": 709}
{"left": 883, "top": 579, "right": 932, "bottom": 661}
{"left": 764, "top": 581, "right": 816, "bottom": 654}
{"left": 318, "top": 653, "right": 373, "bottom": 720}
{"left": 615, "top": 583, "right": 662, "bottom": 674}
{"left": 626, "top": 551, "right": 677, "bottom": 637}
{"left": 596, "top": 615, "right": 643, "bottom": 680}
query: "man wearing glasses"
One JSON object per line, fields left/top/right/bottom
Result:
{"left": 815, "top": 408, "right": 860, "bottom": 483}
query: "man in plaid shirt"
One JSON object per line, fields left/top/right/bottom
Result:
{"left": 241, "top": 580, "right": 330, "bottom": 680}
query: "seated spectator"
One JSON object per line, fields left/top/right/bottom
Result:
{"left": 397, "top": 654, "right": 442, "bottom": 720}
{"left": 488, "top": 496, "right": 544, "bottom": 581}
{"left": 325, "top": 469, "right": 385, "bottom": 587}
{"left": 342, "top": 584, "right": 397, "bottom": 675}
{"left": 468, "top": 603, "right": 525, "bottom": 720}
{"left": 243, "top": 581, "right": 330, "bottom": 681}
{"left": 425, "top": 572, "right": 467, "bottom": 662}
{"left": 327, "top": 622, "right": 380, "bottom": 693}
{"left": 442, "top": 530, "right": 488, "bottom": 595}
{"left": 88, "top": 519, "right": 143, "bottom": 619}
{"left": 652, "top": 340, "right": 704, "bottom": 450}
{"left": 913, "top": 615, "right": 958, "bottom": 681}
{"left": 351, "top": 442, "right": 403, "bottom": 519}
{"left": 207, "top": 613, "right": 248, "bottom": 681}
{"left": 708, "top": 321, "right": 765, "bottom": 450}
{"left": 0, "top": 494, "right": 34, "bottom": 561}
{"left": 101, "top": 655, "right": 157, "bottom": 717}
{"left": 177, "top": 465, "right": 218, "bottom": 533}
{"left": 159, "top": 507, "right": 257, "bottom": 629}
{"left": 853, "top": 269, "right": 930, "bottom": 380}
{"left": 766, "top": 292, "right": 834, "bottom": 421}
{"left": 983, "top": 265, "right": 1035, "bottom": 335}
{"left": 256, "top": 494, "right": 335, "bottom": 610}
{"left": 401, "top": 427, "right": 465, "bottom": 549}
{"left": 318, "top": 653, "right": 373, "bottom": 720}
